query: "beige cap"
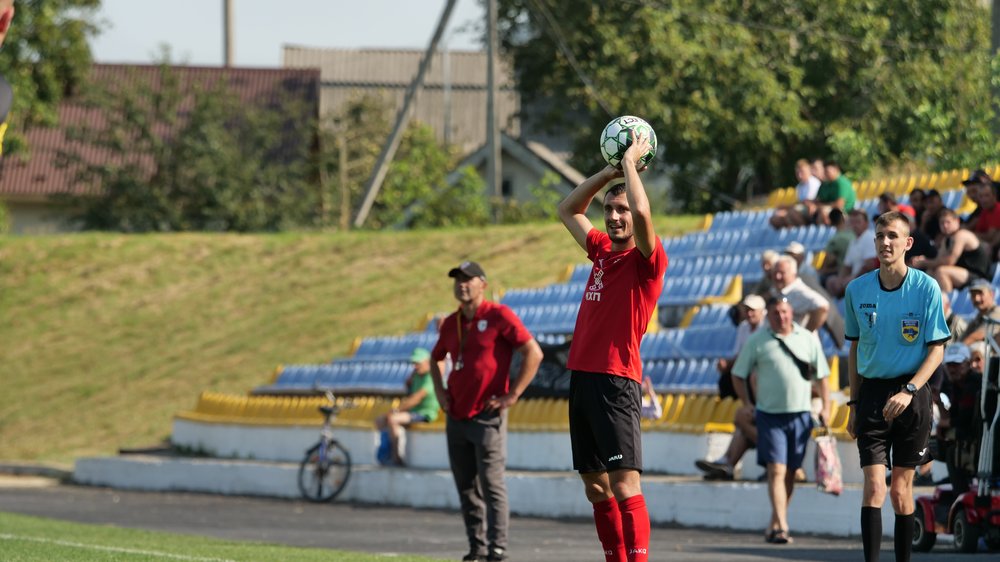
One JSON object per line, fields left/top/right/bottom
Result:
{"left": 783, "top": 241, "right": 806, "bottom": 256}
{"left": 742, "top": 294, "right": 766, "bottom": 311}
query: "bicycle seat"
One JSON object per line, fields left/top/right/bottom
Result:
{"left": 319, "top": 405, "right": 338, "bottom": 416}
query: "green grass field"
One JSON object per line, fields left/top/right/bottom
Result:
{"left": 0, "top": 511, "right": 447, "bottom": 561}
{"left": 0, "top": 216, "right": 702, "bottom": 463}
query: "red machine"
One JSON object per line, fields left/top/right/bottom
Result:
{"left": 912, "top": 319, "right": 1000, "bottom": 553}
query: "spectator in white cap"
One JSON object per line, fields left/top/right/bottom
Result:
{"left": 771, "top": 255, "right": 829, "bottom": 333}
{"left": 783, "top": 241, "right": 818, "bottom": 284}
{"left": 750, "top": 250, "right": 780, "bottom": 296}
{"left": 717, "top": 294, "right": 768, "bottom": 397}
{"left": 957, "top": 279, "right": 1000, "bottom": 346}
{"left": 698, "top": 294, "right": 767, "bottom": 480}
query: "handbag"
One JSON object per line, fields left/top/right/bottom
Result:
{"left": 814, "top": 427, "right": 843, "bottom": 495}
{"left": 772, "top": 333, "right": 817, "bottom": 381}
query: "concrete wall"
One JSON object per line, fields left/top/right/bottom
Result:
{"left": 171, "top": 418, "right": 908, "bottom": 484}
{"left": 73, "top": 454, "right": 901, "bottom": 538}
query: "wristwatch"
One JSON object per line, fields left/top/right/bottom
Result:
{"left": 903, "top": 383, "right": 918, "bottom": 395}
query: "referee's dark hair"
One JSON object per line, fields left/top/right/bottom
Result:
{"left": 874, "top": 210, "right": 911, "bottom": 234}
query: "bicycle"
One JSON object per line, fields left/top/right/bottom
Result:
{"left": 297, "top": 390, "right": 352, "bottom": 502}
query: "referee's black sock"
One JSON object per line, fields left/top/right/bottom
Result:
{"left": 893, "top": 512, "right": 914, "bottom": 562}
{"left": 861, "top": 506, "right": 882, "bottom": 562}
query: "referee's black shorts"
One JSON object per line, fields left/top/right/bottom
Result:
{"left": 569, "top": 370, "right": 642, "bottom": 474}
{"left": 855, "top": 374, "right": 933, "bottom": 469}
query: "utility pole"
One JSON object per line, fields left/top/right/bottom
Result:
{"left": 486, "top": 0, "right": 502, "bottom": 222}
{"left": 223, "top": 0, "right": 234, "bottom": 67}
{"left": 353, "top": 0, "right": 458, "bottom": 228}
{"left": 338, "top": 133, "right": 349, "bottom": 230}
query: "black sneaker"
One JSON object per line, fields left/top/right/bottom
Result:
{"left": 695, "top": 459, "right": 733, "bottom": 480}
{"left": 486, "top": 546, "right": 507, "bottom": 561}
{"left": 462, "top": 551, "right": 485, "bottom": 562}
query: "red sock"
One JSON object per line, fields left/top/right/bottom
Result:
{"left": 592, "top": 497, "right": 626, "bottom": 562}
{"left": 618, "top": 495, "right": 650, "bottom": 562}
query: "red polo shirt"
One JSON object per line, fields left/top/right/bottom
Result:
{"left": 974, "top": 202, "right": 1000, "bottom": 234}
{"left": 431, "top": 300, "right": 533, "bottom": 419}
{"left": 567, "top": 229, "right": 668, "bottom": 382}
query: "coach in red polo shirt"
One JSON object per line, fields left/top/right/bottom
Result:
{"left": 430, "top": 261, "right": 542, "bottom": 562}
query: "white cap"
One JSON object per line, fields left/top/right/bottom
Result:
{"left": 742, "top": 294, "right": 766, "bottom": 311}
{"left": 944, "top": 343, "right": 971, "bottom": 364}
{"left": 783, "top": 241, "right": 806, "bottom": 256}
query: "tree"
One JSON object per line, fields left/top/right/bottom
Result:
{"left": 61, "top": 64, "right": 318, "bottom": 231}
{"left": 0, "top": 0, "right": 100, "bottom": 154}
{"left": 320, "top": 94, "right": 489, "bottom": 229}
{"left": 497, "top": 0, "right": 997, "bottom": 211}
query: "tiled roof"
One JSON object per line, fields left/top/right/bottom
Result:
{"left": 0, "top": 64, "right": 320, "bottom": 200}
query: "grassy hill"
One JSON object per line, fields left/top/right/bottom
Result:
{"left": 0, "top": 216, "right": 701, "bottom": 462}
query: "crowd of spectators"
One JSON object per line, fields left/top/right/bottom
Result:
{"left": 697, "top": 163, "right": 1000, "bottom": 486}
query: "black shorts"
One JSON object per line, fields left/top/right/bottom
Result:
{"left": 855, "top": 375, "right": 933, "bottom": 469}
{"left": 569, "top": 370, "right": 642, "bottom": 473}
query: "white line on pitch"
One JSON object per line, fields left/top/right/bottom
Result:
{"left": 0, "top": 533, "right": 238, "bottom": 561}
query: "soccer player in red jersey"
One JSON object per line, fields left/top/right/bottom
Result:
{"left": 556, "top": 131, "right": 667, "bottom": 562}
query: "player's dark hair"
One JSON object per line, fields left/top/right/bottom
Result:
{"left": 828, "top": 207, "right": 845, "bottom": 227}
{"left": 604, "top": 183, "right": 627, "bottom": 200}
{"left": 874, "top": 210, "right": 910, "bottom": 234}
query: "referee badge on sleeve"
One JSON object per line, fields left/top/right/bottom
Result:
{"left": 901, "top": 319, "right": 919, "bottom": 342}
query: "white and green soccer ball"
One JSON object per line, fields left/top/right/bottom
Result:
{"left": 599, "top": 115, "right": 657, "bottom": 169}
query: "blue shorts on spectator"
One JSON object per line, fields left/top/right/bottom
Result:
{"left": 756, "top": 411, "right": 813, "bottom": 469}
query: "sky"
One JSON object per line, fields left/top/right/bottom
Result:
{"left": 89, "top": 0, "right": 486, "bottom": 67}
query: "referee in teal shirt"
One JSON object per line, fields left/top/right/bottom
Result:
{"left": 845, "top": 211, "right": 949, "bottom": 562}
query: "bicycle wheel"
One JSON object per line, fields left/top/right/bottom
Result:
{"left": 298, "top": 440, "right": 352, "bottom": 502}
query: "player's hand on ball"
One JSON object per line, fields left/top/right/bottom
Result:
{"left": 621, "top": 130, "right": 651, "bottom": 171}
{"left": 603, "top": 165, "right": 625, "bottom": 179}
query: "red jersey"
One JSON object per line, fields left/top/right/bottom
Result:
{"left": 974, "top": 203, "right": 1000, "bottom": 234}
{"left": 431, "top": 300, "right": 533, "bottom": 419}
{"left": 567, "top": 229, "right": 668, "bottom": 382}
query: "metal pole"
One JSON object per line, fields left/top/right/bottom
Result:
{"left": 443, "top": 39, "right": 452, "bottom": 146}
{"left": 486, "top": 0, "right": 502, "bottom": 222}
{"left": 353, "top": 0, "right": 458, "bottom": 228}
{"left": 223, "top": 0, "right": 234, "bottom": 67}
{"left": 339, "top": 133, "right": 349, "bottom": 230}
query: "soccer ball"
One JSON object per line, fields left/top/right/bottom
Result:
{"left": 599, "top": 115, "right": 657, "bottom": 169}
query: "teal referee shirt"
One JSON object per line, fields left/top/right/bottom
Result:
{"left": 844, "top": 268, "right": 950, "bottom": 378}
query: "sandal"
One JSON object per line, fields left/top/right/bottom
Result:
{"left": 766, "top": 529, "right": 792, "bottom": 544}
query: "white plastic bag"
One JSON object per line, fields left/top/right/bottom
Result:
{"left": 814, "top": 431, "right": 843, "bottom": 496}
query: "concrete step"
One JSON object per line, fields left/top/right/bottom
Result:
{"left": 72, "top": 454, "right": 915, "bottom": 538}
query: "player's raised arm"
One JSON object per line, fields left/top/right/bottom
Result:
{"left": 620, "top": 130, "right": 656, "bottom": 258}
{"left": 557, "top": 166, "right": 622, "bottom": 252}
